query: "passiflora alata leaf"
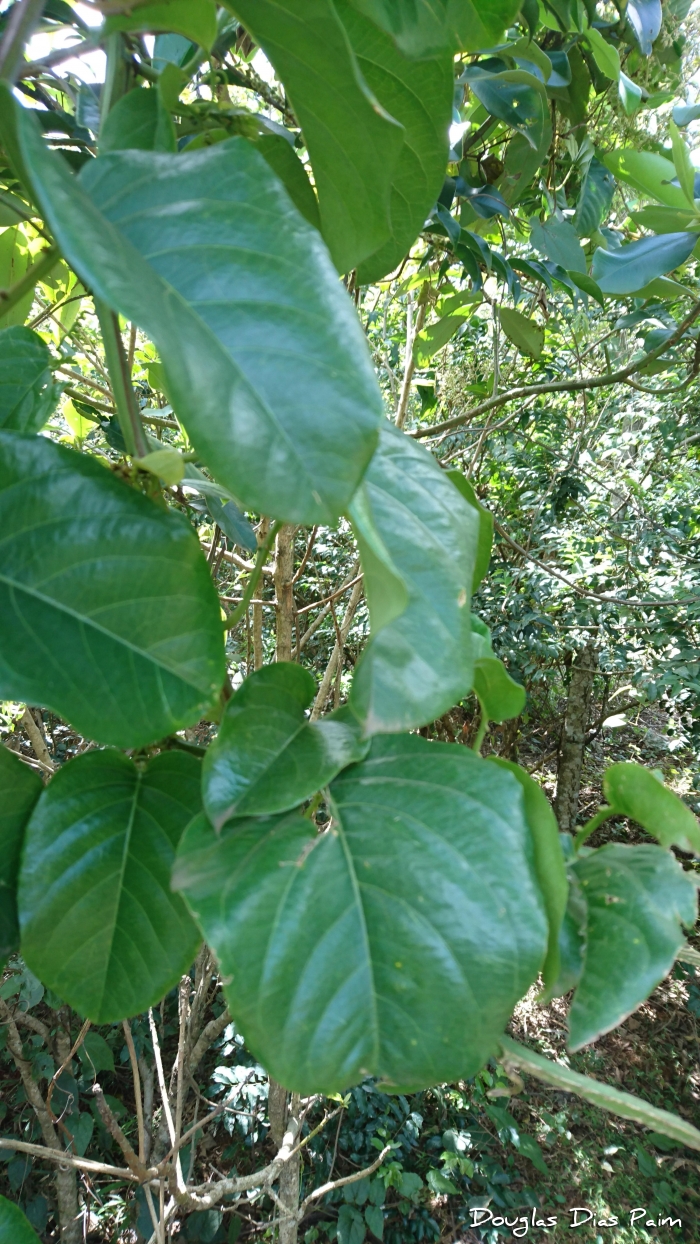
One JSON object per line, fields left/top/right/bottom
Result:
{"left": 226, "top": 0, "right": 405, "bottom": 274}
{"left": 174, "top": 735, "right": 548, "bottom": 1094}
{"left": 468, "top": 70, "right": 548, "bottom": 151}
{"left": 603, "top": 763, "right": 700, "bottom": 855}
{"left": 568, "top": 844, "right": 697, "bottom": 1050}
{"left": 99, "top": 86, "right": 176, "bottom": 153}
{"left": 603, "top": 149, "right": 689, "bottom": 211}
{"left": 8, "top": 100, "right": 382, "bottom": 526}
{"left": 0, "top": 1196, "right": 41, "bottom": 1243}
{"left": 591, "top": 232, "right": 696, "bottom": 294}
{"left": 105, "top": 0, "right": 218, "bottom": 49}
{"left": 0, "top": 325, "right": 57, "bottom": 433}
{"left": 203, "top": 663, "right": 369, "bottom": 829}
{"left": 530, "top": 216, "right": 587, "bottom": 274}
{"left": 0, "top": 431, "right": 224, "bottom": 748}
{"left": 19, "top": 750, "right": 203, "bottom": 1023}
{"left": 0, "top": 743, "right": 42, "bottom": 965}
{"left": 347, "top": 0, "right": 521, "bottom": 57}
{"left": 348, "top": 424, "right": 479, "bottom": 734}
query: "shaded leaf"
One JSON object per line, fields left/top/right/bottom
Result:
{"left": 499, "top": 306, "right": 544, "bottom": 358}
{"left": 573, "top": 158, "right": 616, "bottom": 236}
{"left": 174, "top": 735, "right": 547, "bottom": 1094}
{"left": 473, "top": 657, "right": 525, "bottom": 723}
{"left": 0, "top": 744, "right": 42, "bottom": 964}
{"left": 603, "top": 763, "right": 700, "bottom": 855}
{"left": 100, "top": 87, "right": 176, "bottom": 153}
{"left": 0, "top": 326, "right": 57, "bottom": 433}
{"left": 0, "top": 1196, "right": 40, "bottom": 1243}
{"left": 627, "top": 0, "right": 662, "bottom": 56}
{"left": 206, "top": 495, "right": 257, "bottom": 552}
{"left": 348, "top": 423, "right": 479, "bottom": 734}
{"left": 530, "top": 216, "right": 587, "bottom": 273}
{"left": 365, "top": 1204, "right": 384, "bottom": 1240}
{"left": 345, "top": 0, "right": 520, "bottom": 56}
{"left": 447, "top": 472, "right": 493, "bottom": 591}
{"left": 251, "top": 133, "right": 320, "bottom": 230}
{"left": 469, "top": 69, "right": 547, "bottom": 151}
{"left": 591, "top": 231, "right": 696, "bottom": 294}
{"left": 568, "top": 271, "right": 605, "bottom": 307}
{"left": 568, "top": 844, "right": 697, "bottom": 1049}
{"left": 19, "top": 750, "right": 202, "bottom": 1023}
{"left": 79, "top": 1031, "right": 115, "bottom": 1075}
{"left": 426, "top": 1169, "right": 459, "bottom": 1194}
{"left": 0, "top": 431, "right": 224, "bottom": 749}
{"left": 106, "top": 0, "right": 217, "bottom": 49}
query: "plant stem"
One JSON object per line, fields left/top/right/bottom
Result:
{"left": 0, "top": 0, "right": 47, "bottom": 83}
{"left": 0, "top": 245, "right": 59, "bottom": 320}
{"left": 95, "top": 298, "right": 149, "bottom": 457}
{"left": 472, "top": 700, "right": 489, "bottom": 754}
{"left": 499, "top": 1036, "right": 700, "bottom": 1151}
{"left": 573, "top": 804, "right": 615, "bottom": 852}
{"left": 225, "top": 521, "right": 282, "bottom": 631}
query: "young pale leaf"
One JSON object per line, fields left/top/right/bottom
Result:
{"left": 568, "top": 844, "right": 697, "bottom": 1050}
{"left": 10, "top": 102, "right": 382, "bottom": 526}
{"left": 203, "top": 664, "right": 369, "bottom": 828}
{"left": 583, "top": 29, "right": 620, "bottom": 81}
{"left": 345, "top": 0, "right": 520, "bottom": 56}
{"left": 627, "top": 0, "right": 662, "bottom": 56}
{"left": 473, "top": 657, "right": 526, "bottom": 723}
{"left": 590, "top": 232, "right": 696, "bottom": 294}
{"left": 499, "top": 307, "right": 544, "bottom": 359}
{"left": 0, "top": 326, "right": 57, "bottom": 433}
{"left": 174, "top": 735, "right": 548, "bottom": 1094}
{"left": 227, "top": 0, "right": 404, "bottom": 274}
{"left": 530, "top": 217, "right": 587, "bottom": 273}
{"left": 335, "top": 3, "right": 453, "bottom": 284}
{"left": 348, "top": 424, "right": 479, "bottom": 734}
{"left": 669, "top": 120, "right": 697, "bottom": 206}
{"left": 487, "top": 759, "right": 568, "bottom": 991}
{"left": 19, "top": 750, "right": 202, "bottom": 1023}
{"left": 100, "top": 87, "right": 176, "bottom": 153}
{"left": 618, "top": 72, "right": 643, "bottom": 116}
{"left": 413, "top": 310, "right": 472, "bottom": 366}
{"left": 603, "top": 763, "right": 700, "bottom": 855}
{"left": 0, "top": 744, "right": 42, "bottom": 965}
{"left": 469, "top": 70, "right": 547, "bottom": 151}
{"left": 631, "top": 205, "right": 699, "bottom": 233}
{"left": 0, "top": 1196, "right": 41, "bottom": 1242}
{"left": 105, "top": 0, "right": 217, "bottom": 49}
{"left": 573, "top": 158, "right": 616, "bottom": 237}
{"left": 447, "top": 472, "right": 493, "bottom": 591}
{"left": 0, "top": 431, "right": 224, "bottom": 748}
{"left": 604, "top": 149, "right": 689, "bottom": 210}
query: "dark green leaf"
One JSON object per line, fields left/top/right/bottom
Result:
{"left": 0, "top": 744, "right": 42, "bottom": 964}
{"left": 488, "top": 759, "right": 567, "bottom": 991}
{"left": 203, "top": 663, "right": 369, "bottom": 828}
{"left": 348, "top": 424, "right": 479, "bottom": 734}
{"left": 568, "top": 271, "right": 605, "bottom": 307}
{"left": 469, "top": 70, "right": 547, "bottom": 151}
{"left": 0, "top": 431, "right": 224, "bottom": 748}
{"left": 174, "top": 735, "right": 547, "bottom": 1094}
{"left": 346, "top": 0, "right": 520, "bottom": 56}
{"left": 604, "top": 149, "right": 689, "bottom": 210}
{"left": 228, "top": 0, "right": 405, "bottom": 273}
{"left": 0, "top": 1196, "right": 40, "bottom": 1243}
{"left": 530, "top": 216, "right": 587, "bottom": 273}
{"left": 473, "top": 657, "right": 525, "bottom": 722}
{"left": 426, "top": 1169, "right": 459, "bottom": 1194}
{"left": 446, "top": 472, "right": 493, "bottom": 591}
{"left": 573, "top": 158, "right": 615, "bottom": 237}
{"left": 206, "top": 496, "right": 257, "bottom": 552}
{"left": 515, "top": 1133, "right": 549, "bottom": 1173}
{"left": 105, "top": 0, "right": 217, "bottom": 49}
{"left": 100, "top": 87, "right": 176, "bottom": 153}
{"left": 365, "top": 1204, "right": 384, "bottom": 1241}
{"left": 79, "top": 1031, "right": 115, "bottom": 1074}
{"left": 603, "top": 763, "right": 700, "bottom": 855}
{"left": 497, "top": 121, "right": 552, "bottom": 206}
{"left": 499, "top": 306, "right": 544, "bottom": 358}
{"left": 568, "top": 844, "right": 697, "bottom": 1049}
{"left": 591, "top": 232, "right": 696, "bottom": 294}
{"left": 0, "top": 326, "right": 57, "bottom": 433}
{"left": 251, "top": 133, "right": 321, "bottom": 230}
{"left": 19, "top": 750, "right": 202, "bottom": 1023}
{"left": 11, "top": 103, "right": 382, "bottom": 525}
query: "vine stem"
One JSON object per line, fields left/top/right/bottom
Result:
{"left": 472, "top": 699, "right": 489, "bottom": 754}
{"left": 0, "top": 0, "right": 46, "bottom": 83}
{"left": 499, "top": 1036, "right": 700, "bottom": 1151}
{"left": 225, "top": 521, "right": 282, "bottom": 631}
{"left": 573, "top": 804, "right": 615, "bottom": 852}
{"left": 95, "top": 298, "right": 149, "bottom": 458}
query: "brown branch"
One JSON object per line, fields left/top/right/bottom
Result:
{"left": 298, "top": 1145, "right": 392, "bottom": 1221}
{"left": 92, "top": 1085, "right": 152, "bottom": 1182}
{"left": 189, "top": 1008, "right": 231, "bottom": 1074}
{"left": 122, "top": 1020, "right": 146, "bottom": 1166}
{"left": 20, "top": 707, "right": 54, "bottom": 772}
{"left": 0, "top": 1137, "right": 139, "bottom": 1182}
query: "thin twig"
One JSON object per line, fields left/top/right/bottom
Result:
{"left": 122, "top": 1020, "right": 146, "bottom": 1166}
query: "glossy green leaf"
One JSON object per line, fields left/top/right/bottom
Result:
{"left": 11, "top": 104, "right": 382, "bottom": 525}
{"left": 573, "top": 158, "right": 616, "bottom": 237}
{"left": 0, "top": 326, "right": 57, "bottom": 433}
{"left": 603, "top": 763, "right": 700, "bottom": 855}
{"left": 338, "top": 5, "right": 453, "bottom": 284}
{"left": 0, "top": 1196, "right": 40, "bottom": 1243}
{"left": 669, "top": 120, "right": 696, "bottom": 206}
{"left": 447, "top": 472, "right": 493, "bottom": 591}
{"left": 590, "top": 232, "right": 696, "bottom": 294}
{"left": 348, "top": 424, "right": 479, "bottom": 734}
{"left": 469, "top": 70, "right": 547, "bottom": 151}
{"left": 488, "top": 759, "right": 567, "bottom": 991}
{"left": 0, "top": 431, "right": 224, "bottom": 748}
{"left": 627, "top": 0, "right": 662, "bottom": 57}
{"left": 251, "top": 134, "right": 321, "bottom": 231}
{"left": 568, "top": 271, "right": 605, "bottom": 307}
{"left": 473, "top": 657, "right": 526, "bottom": 723}
{"left": 228, "top": 0, "right": 404, "bottom": 274}
{"left": 413, "top": 309, "right": 472, "bottom": 366}
{"left": 206, "top": 495, "right": 257, "bottom": 553}
{"left": 174, "top": 734, "right": 548, "bottom": 1094}
{"left": 583, "top": 28, "right": 620, "bottom": 80}
{"left": 499, "top": 306, "right": 544, "bottom": 359}
{"left": 618, "top": 71, "right": 643, "bottom": 116}
{"left": 19, "top": 750, "right": 202, "bottom": 1023}
{"left": 203, "top": 664, "right": 369, "bottom": 828}
{"left": 530, "top": 216, "right": 587, "bottom": 273}
{"left": 604, "top": 149, "right": 689, "bottom": 210}
{"left": 568, "top": 844, "right": 697, "bottom": 1050}
{"left": 106, "top": 0, "right": 217, "bottom": 49}
{"left": 347, "top": 0, "right": 520, "bottom": 56}
{"left": 0, "top": 744, "right": 42, "bottom": 964}
{"left": 100, "top": 87, "right": 176, "bottom": 153}
{"left": 630, "top": 205, "right": 699, "bottom": 233}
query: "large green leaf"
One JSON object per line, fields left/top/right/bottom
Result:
{"left": 488, "top": 759, "right": 567, "bottom": 991}
{"left": 336, "top": 3, "right": 453, "bottom": 284}
{"left": 19, "top": 750, "right": 202, "bottom": 1022}
{"left": 583, "top": 28, "right": 620, "bottom": 80}
{"left": 447, "top": 472, "right": 493, "bottom": 591}
{"left": 530, "top": 216, "right": 587, "bottom": 273}
{"left": 100, "top": 87, "right": 176, "bottom": 153}
{"left": 573, "top": 158, "right": 616, "bottom": 237}
{"left": 627, "top": 0, "right": 662, "bottom": 57}
{"left": 348, "top": 424, "right": 479, "bottom": 734}
{"left": 203, "top": 664, "right": 369, "bottom": 829}
{"left": 10, "top": 102, "right": 382, "bottom": 526}
{"left": 568, "top": 844, "right": 697, "bottom": 1050}
{"left": 499, "top": 307, "right": 544, "bottom": 359}
{"left": 413, "top": 308, "right": 473, "bottom": 366}
{"left": 631, "top": 205, "right": 699, "bottom": 234}
{"left": 469, "top": 70, "right": 548, "bottom": 151}
{"left": 473, "top": 657, "right": 526, "bottom": 722}
{"left": 105, "top": 0, "right": 217, "bottom": 49}
{"left": 0, "top": 326, "right": 57, "bottom": 433}
{"left": 591, "top": 232, "right": 696, "bottom": 294}
{"left": 227, "top": 0, "right": 405, "bottom": 274}
{"left": 603, "top": 763, "right": 700, "bottom": 855}
{"left": 0, "top": 431, "right": 224, "bottom": 748}
{"left": 0, "top": 1196, "right": 41, "bottom": 1243}
{"left": 174, "top": 735, "right": 548, "bottom": 1094}
{"left": 0, "top": 744, "right": 42, "bottom": 964}
{"left": 603, "top": 149, "right": 689, "bottom": 210}
{"left": 347, "top": 0, "right": 520, "bottom": 56}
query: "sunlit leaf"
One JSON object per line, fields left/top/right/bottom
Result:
{"left": 603, "top": 763, "right": 700, "bottom": 855}
{"left": 627, "top": 0, "right": 662, "bottom": 56}
{"left": 344, "top": 0, "right": 520, "bottom": 56}
{"left": 591, "top": 232, "right": 696, "bottom": 294}
{"left": 105, "top": 0, "right": 217, "bottom": 50}
{"left": 0, "top": 326, "right": 57, "bottom": 433}
{"left": 499, "top": 306, "right": 544, "bottom": 358}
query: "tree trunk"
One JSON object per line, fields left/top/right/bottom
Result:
{"left": 555, "top": 640, "right": 598, "bottom": 833}
{"left": 275, "top": 524, "right": 296, "bottom": 663}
